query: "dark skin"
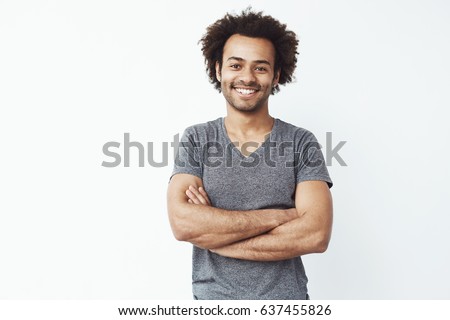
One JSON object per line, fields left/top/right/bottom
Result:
{"left": 167, "top": 35, "right": 333, "bottom": 261}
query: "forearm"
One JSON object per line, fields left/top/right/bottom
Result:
{"left": 211, "top": 214, "right": 331, "bottom": 261}
{"left": 170, "top": 203, "right": 297, "bottom": 249}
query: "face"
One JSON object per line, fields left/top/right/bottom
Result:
{"left": 216, "top": 34, "right": 280, "bottom": 113}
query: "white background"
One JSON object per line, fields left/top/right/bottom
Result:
{"left": 1, "top": 0, "right": 449, "bottom": 299}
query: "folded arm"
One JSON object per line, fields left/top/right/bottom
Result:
{"left": 167, "top": 173, "right": 298, "bottom": 250}
{"left": 187, "top": 180, "right": 333, "bottom": 261}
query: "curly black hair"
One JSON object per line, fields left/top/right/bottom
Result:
{"left": 199, "top": 8, "right": 299, "bottom": 94}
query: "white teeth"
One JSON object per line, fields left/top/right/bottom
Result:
{"left": 235, "top": 88, "right": 256, "bottom": 95}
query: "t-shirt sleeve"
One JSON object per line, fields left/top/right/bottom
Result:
{"left": 295, "top": 130, "right": 333, "bottom": 188}
{"left": 170, "top": 128, "right": 203, "bottom": 181}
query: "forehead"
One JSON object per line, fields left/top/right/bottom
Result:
{"left": 222, "top": 34, "right": 275, "bottom": 64}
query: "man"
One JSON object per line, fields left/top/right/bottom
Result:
{"left": 167, "top": 9, "right": 333, "bottom": 300}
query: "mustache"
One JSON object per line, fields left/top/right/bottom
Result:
{"left": 230, "top": 81, "right": 261, "bottom": 90}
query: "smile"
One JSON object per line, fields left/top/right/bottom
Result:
{"left": 234, "top": 87, "right": 258, "bottom": 95}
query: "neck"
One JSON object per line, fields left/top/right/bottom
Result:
{"left": 224, "top": 104, "right": 274, "bottom": 136}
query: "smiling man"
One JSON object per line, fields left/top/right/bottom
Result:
{"left": 167, "top": 9, "right": 333, "bottom": 300}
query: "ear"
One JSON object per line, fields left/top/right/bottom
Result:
{"left": 215, "top": 61, "right": 221, "bottom": 82}
{"left": 273, "top": 69, "right": 281, "bottom": 87}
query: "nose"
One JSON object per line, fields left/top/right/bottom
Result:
{"left": 237, "top": 67, "right": 256, "bottom": 84}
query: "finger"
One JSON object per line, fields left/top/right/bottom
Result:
{"left": 189, "top": 186, "right": 208, "bottom": 205}
{"left": 188, "top": 199, "right": 193, "bottom": 204}
{"left": 189, "top": 185, "right": 208, "bottom": 205}
{"left": 186, "top": 189, "right": 201, "bottom": 205}
{"left": 198, "top": 187, "right": 211, "bottom": 205}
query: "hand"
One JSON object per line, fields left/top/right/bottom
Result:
{"left": 288, "top": 207, "right": 301, "bottom": 219}
{"left": 186, "top": 185, "right": 211, "bottom": 206}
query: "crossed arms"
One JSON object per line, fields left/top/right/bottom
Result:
{"left": 167, "top": 173, "right": 333, "bottom": 261}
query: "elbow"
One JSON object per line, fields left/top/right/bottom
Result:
{"left": 172, "top": 228, "right": 214, "bottom": 250}
{"left": 314, "top": 232, "right": 331, "bottom": 254}
{"left": 316, "top": 239, "right": 329, "bottom": 253}
{"left": 172, "top": 227, "right": 189, "bottom": 242}
{"left": 168, "top": 211, "right": 210, "bottom": 248}
{"left": 171, "top": 223, "right": 216, "bottom": 249}
{"left": 170, "top": 221, "right": 195, "bottom": 243}
{"left": 167, "top": 207, "right": 218, "bottom": 249}
{"left": 168, "top": 209, "right": 193, "bottom": 242}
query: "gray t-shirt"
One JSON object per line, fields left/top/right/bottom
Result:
{"left": 171, "top": 117, "right": 332, "bottom": 300}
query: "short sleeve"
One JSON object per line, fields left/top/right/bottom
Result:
{"left": 170, "top": 128, "right": 203, "bottom": 181}
{"left": 294, "top": 130, "right": 333, "bottom": 188}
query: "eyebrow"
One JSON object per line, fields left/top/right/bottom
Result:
{"left": 226, "top": 56, "right": 272, "bottom": 66}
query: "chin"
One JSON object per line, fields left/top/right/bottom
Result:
{"left": 232, "top": 104, "right": 261, "bottom": 112}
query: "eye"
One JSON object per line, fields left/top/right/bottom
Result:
{"left": 229, "top": 64, "right": 241, "bottom": 70}
{"left": 255, "top": 66, "right": 267, "bottom": 72}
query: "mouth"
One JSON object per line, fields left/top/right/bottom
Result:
{"left": 233, "top": 87, "right": 259, "bottom": 97}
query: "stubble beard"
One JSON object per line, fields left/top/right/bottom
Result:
{"left": 222, "top": 81, "right": 272, "bottom": 113}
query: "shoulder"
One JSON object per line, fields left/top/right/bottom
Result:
{"left": 183, "top": 118, "right": 221, "bottom": 136}
{"left": 275, "top": 118, "right": 317, "bottom": 142}
{"left": 180, "top": 118, "right": 223, "bottom": 146}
